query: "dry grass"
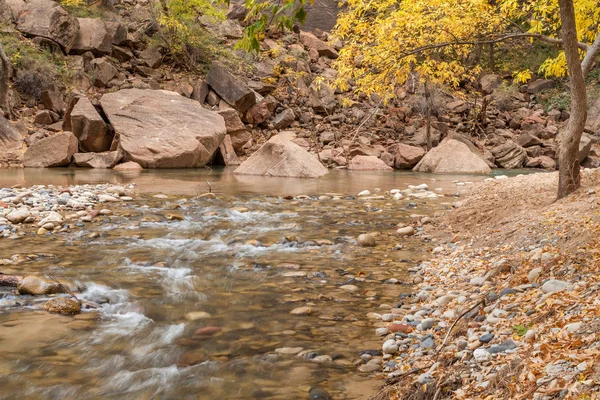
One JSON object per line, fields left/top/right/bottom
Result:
{"left": 484, "top": 360, "right": 524, "bottom": 398}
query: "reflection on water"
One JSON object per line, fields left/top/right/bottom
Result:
{"left": 0, "top": 166, "right": 508, "bottom": 196}
{"left": 0, "top": 167, "right": 509, "bottom": 399}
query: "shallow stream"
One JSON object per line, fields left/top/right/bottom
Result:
{"left": 0, "top": 168, "right": 491, "bottom": 399}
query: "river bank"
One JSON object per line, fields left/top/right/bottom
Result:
{"left": 369, "top": 168, "right": 600, "bottom": 400}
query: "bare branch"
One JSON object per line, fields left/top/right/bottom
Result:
{"left": 396, "top": 33, "right": 589, "bottom": 60}
{"left": 581, "top": 32, "right": 600, "bottom": 76}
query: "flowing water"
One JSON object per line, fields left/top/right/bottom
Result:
{"left": 0, "top": 168, "right": 493, "bottom": 400}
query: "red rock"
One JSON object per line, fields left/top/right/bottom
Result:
{"left": 387, "top": 323, "right": 413, "bottom": 334}
{"left": 194, "top": 326, "right": 222, "bottom": 336}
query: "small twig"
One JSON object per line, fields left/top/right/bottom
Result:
{"left": 206, "top": 181, "right": 212, "bottom": 193}
{"left": 435, "top": 297, "right": 485, "bottom": 362}
{"left": 343, "top": 99, "right": 383, "bottom": 164}
{"left": 46, "top": 275, "right": 81, "bottom": 305}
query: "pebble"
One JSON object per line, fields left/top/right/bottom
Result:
{"left": 311, "top": 355, "right": 332, "bottom": 363}
{"left": 418, "top": 318, "right": 435, "bottom": 330}
{"left": 420, "top": 337, "right": 434, "bottom": 349}
{"left": 357, "top": 233, "right": 376, "bottom": 247}
{"left": 541, "top": 279, "right": 569, "bottom": 294}
{"left": 41, "top": 222, "right": 55, "bottom": 230}
{"left": 290, "top": 306, "right": 314, "bottom": 315}
{"left": 275, "top": 347, "right": 304, "bottom": 355}
{"left": 194, "top": 326, "right": 222, "bottom": 336}
{"left": 359, "top": 363, "right": 380, "bottom": 373}
{"left": 375, "top": 328, "right": 389, "bottom": 336}
{"left": 185, "top": 311, "right": 212, "bottom": 321}
{"left": 478, "top": 333, "right": 494, "bottom": 343}
{"left": 564, "top": 322, "right": 581, "bottom": 333}
{"left": 473, "top": 348, "right": 491, "bottom": 362}
{"left": 340, "top": 284, "right": 359, "bottom": 293}
{"left": 528, "top": 267, "right": 542, "bottom": 283}
{"left": 382, "top": 339, "right": 398, "bottom": 354}
{"left": 469, "top": 277, "right": 486, "bottom": 286}
{"left": 358, "top": 190, "right": 371, "bottom": 196}
{"left": 396, "top": 226, "right": 415, "bottom": 236}
{"left": 488, "top": 340, "right": 516, "bottom": 354}
{"left": 6, "top": 209, "right": 30, "bottom": 224}
{"left": 98, "top": 194, "right": 119, "bottom": 202}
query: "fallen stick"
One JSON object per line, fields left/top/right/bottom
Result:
{"left": 0, "top": 273, "right": 23, "bottom": 287}
{"left": 46, "top": 275, "right": 82, "bottom": 305}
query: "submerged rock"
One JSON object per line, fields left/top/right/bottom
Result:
{"left": 17, "top": 276, "right": 65, "bottom": 296}
{"left": 357, "top": 233, "right": 376, "bottom": 247}
{"left": 43, "top": 298, "right": 81, "bottom": 314}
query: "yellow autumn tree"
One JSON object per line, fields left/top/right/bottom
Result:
{"left": 333, "top": 0, "right": 600, "bottom": 198}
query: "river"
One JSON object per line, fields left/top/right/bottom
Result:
{"left": 0, "top": 167, "right": 494, "bottom": 399}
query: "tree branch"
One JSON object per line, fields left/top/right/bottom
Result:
{"left": 396, "top": 33, "right": 589, "bottom": 60}
{"left": 581, "top": 32, "right": 600, "bottom": 76}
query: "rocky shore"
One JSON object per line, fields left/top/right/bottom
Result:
{"left": 364, "top": 169, "right": 600, "bottom": 400}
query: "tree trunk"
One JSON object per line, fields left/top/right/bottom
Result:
{"left": 556, "top": 0, "right": 587, "bottom": 199}
{"left": 424, "top": 79, "right": 432, "bottom": 150}
{"left": 0, "top": 44, "right": 12, "bottom": 119}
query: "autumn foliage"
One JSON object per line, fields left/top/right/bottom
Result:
{"left": 332, "top": 0, "right": 600, "bottom": 97}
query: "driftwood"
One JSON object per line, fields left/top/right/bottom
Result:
{"left": 0, "top": 273, "right": 23, "bottom": 287}
{"left": 46, "top": 275, "right": 82, "bottom": 305}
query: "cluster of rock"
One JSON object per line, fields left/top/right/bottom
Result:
{"left": 2, "top": 0, "right": 600, "bottom": 175}
{"left": 0, "top": 184, "right": 133, "bottom": 238}
{"left": 360, "top": 174, "right": 600, "bottom": 399}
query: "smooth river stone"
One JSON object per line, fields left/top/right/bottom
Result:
{"left": 290, "top": 307, "right": 314, "bottom": 315}
{"left": 185, "top": 311, "right": 212, "bottom": 321}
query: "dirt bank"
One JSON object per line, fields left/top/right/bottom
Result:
{"left": 369, "top": 168, "right": 600, "bottom": 400}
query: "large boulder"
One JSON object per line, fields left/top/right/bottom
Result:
{"left": 309, "top": 81, "right": 337, "bottom": 114}
{"left": 480, "top": 74, "right": 502, "bottom": 94}
{"left": 587, "top": 98, "right": 600, "bottom": 134}
{"left": 218, "top": 109, "right": 250, "bottom": 151}
{"left": 527, "top": 79, "right": 553, "bottom": 94}
{"left": 299, "top": 31, "right": 338, "bottom": 59}
{"left": 391, "top": 143, "right": 425, "bottom": 169}
{"left": 0, "top": 0, "right": 25, "bottom": 23}
{"left": 206, "top": 62, "right": 256, "bottom": 113}
{"left": 71, "top": 18, "right": 113, "bottom": 56}
{"left": 70, "top": 96, "right": 112, "bottom": 152}
{"left": 73, "top": 151, "right": 122, "bottom": 168}
{"left": 215, "top": 135, "right": 240, "bottom": 166}
{"left": 413, "top": 139, "right": 492, "bottom": 174}
{"left": 16, "top": 0, "right": 79, "bottom": 52}
{"left": 348, "top": 155, "right": 393, "bottom": 171}
{"left": 0, "top": 115, "right": 23, "bottom": 152}
{"left": 22, "top": 132, "right": 78, "bottom": 167}
{"left": 491, "top": 140, "right": 527, "bottom": 169}
{"left": 88, "top": 58, "right": 118, "bottom": 87}
{"left": 234, "top": 135, "right": 328, "bottom": 178}
{"left": 101, "top": 89, "right": 227, "bottom": 168}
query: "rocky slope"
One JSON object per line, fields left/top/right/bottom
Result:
{"left": 1, "top": 0, "right": 600, "bottom": 175}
